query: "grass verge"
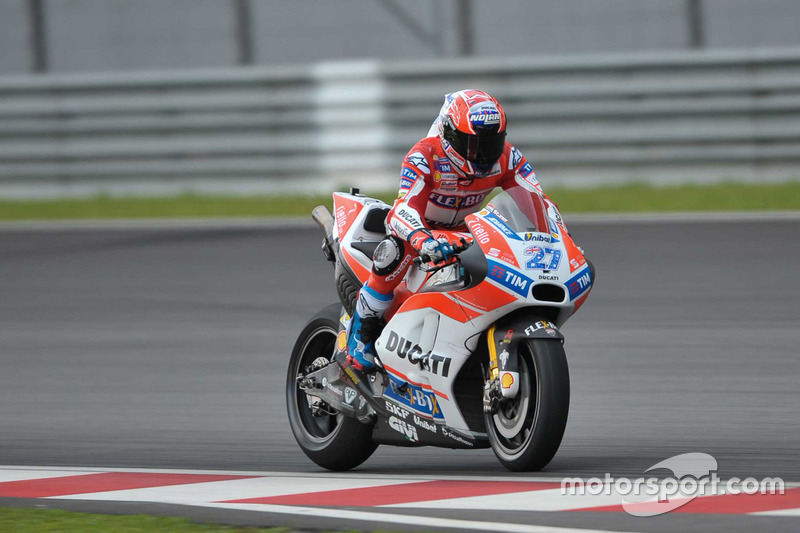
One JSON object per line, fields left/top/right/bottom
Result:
{"left": 0, "top": 507, "right": 293, "bottom": 533}
{"left": 0, "top": 506, "right": 379, "bottom": 533}
{"left": 0, "top": 181, "right": 798, "bottom": 221}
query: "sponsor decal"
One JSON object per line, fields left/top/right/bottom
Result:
{"left": 487, "top": 259, "right": 533, "bottom": 297}
{"left": 498, "top": 349, "right": 509, "bottom": 369}
{"left": 468, "top": 102, "right": 501, "bottom": 127}
{"left": 523, "top": 233, "right": 550, "bottom": 243}
{"left": 538, "top": 274, "right": 559, "bottom": 281}
{"left": 524, "top": 246, "right": 562, "bottom": 270}
{"left": 429, "top": 192, "right": 488, "bottom": 210}
{"left": 519, "top": 162, "right": 535, "bottom": 179}
{"left": 471, "top": 222, "right": 491, "bottom": 245}
{"left": 343, "top": 365, "right": 360, "bottom": 385}
{"left": 442, "top": 141, "right": 465, "bottom": 166}
{"left": 321, "top": 377, "right": 343, "bottom": 397}
{"left": 525, "top": 320, "right": 558, "bottom": 336}
{"left": 406, "top": 152, "right": 429, "bottom": 172}
{"left": 385, "top": 254, "right": 412, "bottom": 282}
{"left": 511, "top": 147, "right": 523, "bottom": 169}
{"left": 339, "top": 312, "right": 351, "bottom": 327}
{"left": 389, "top": 416, "right": 419, "bottom": 442}
{"left": 514, "top": 173, "right": 539, "bottom": 193}
{"left": 396, "top": 208, "right": 423, "bottom": 229}
{"left": 384, "top": 373, "right": 444, "bottom": 421}
{"left": 401, "top": 166, "right": 420, "bottom": 181}
{"left": 569, "top": 257, "right": 586, "bottom": 272}
{"left": 484, "top": 212, "right": 522, "bottom": 240}
{"left": 400, "top": 177, "right": 415, "bottom": 190}
{"left": 433, "top": 156, "right": 452, "bottom": 173}
{"left": 441, "top": 426, "right": 473, "bottom": 447}
{"left": 502, "top": 329, "right": 514, "bottom": 344}
{"left": 385, "top": 331, "right": 452, "bottom": 377}
{"left": 566, "top": 267, "right": 592, "bottom": 300}
{"left": 344, "top": 387, "right": 358, "bottom": 405}
{"left": 413, "top": 415, "right": 437, "bottom": 433}
{"left": 336, "top": 330, "right": 347, "bottom": 352}
{"left": 545, "top": 328, "right": 558, "bottom": 337}
{"left": 501, "top": 372, "right": 514, "bottom": 389}
{"left": 385, "top": 400, "right": 410, "bottom": 419}
{"left": 549, "top": 218, "right": 561, "bottom": 242}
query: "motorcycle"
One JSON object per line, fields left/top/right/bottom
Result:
{"left": 286, "top": 184, "right": 594, "bottom": 471}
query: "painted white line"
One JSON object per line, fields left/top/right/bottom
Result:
{"left": 51, "top": 476, "right": 422, "bottom": 504}
{"left": 0, "top": 470, "right": 98, "bottom": 483}
{"left": 204, "top": 502, "right": 642, "bottom": 533}
{"left": 750, "top": 508, "right": 800, "bottom": 517}
{"left": 386, "top": 487, "right": 625, "bottom": 512}
{"left": 0, "top": 210, "right": 798, "bottom": 231}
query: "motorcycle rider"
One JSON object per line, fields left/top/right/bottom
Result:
{"left": 346, "top": 89, "right": 563, "bottom": 372}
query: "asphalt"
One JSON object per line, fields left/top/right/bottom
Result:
{"left": 0, "top": 219, "right": 798, "bottom": 531}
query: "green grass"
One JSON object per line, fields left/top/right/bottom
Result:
{"left": 0, "top": 506, "right": 389, "bottom": 533}
{"left": 0, "top": 507, "right": 295, "bottom": 533}
{"left": 0, "top": 182, "right": 798, "bottom": 221}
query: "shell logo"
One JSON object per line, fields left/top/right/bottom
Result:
{"left": 501, "top": 372, "right": 515, "bottom": 389}
{"left": 336, "top": 330, "right": 348, "bottom": 352}
{"left": 434, "top": 171, "right": 442, "bottom": 182}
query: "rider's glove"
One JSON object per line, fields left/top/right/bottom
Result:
{"left": 419, "top": 237, "right": 455, "bottom": 264}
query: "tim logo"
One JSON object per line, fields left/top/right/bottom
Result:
{"left": 567, "top": 268, "right": 592, "bottom": 300}
{"left": 487, "top": 259, "right": 533, "bottom": 297}
{"left": 430, "top": 192, "right": 487, "bottom": 210}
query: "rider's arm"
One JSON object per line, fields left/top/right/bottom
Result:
{"left": 386, "top": 148, "right": 436, "bottom": 249}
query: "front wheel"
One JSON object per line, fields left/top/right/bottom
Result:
{"left": 285, "top": 303, "right": 377, "bottom": 471}
{"left": 485, "top": 339, "right": 570, "bottom": 471}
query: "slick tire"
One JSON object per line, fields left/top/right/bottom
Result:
{"left": 285, "top": 303, "right": 377, "bottom": 471}
{"left": 485, "top": 338, "right": 570, "bottom": 472}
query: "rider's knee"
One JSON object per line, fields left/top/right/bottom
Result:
{"left": 372, "top": 235, "right": 407, "bottom": 276}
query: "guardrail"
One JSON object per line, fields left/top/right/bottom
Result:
{"left": 1, "top": 47, "right": 799, "bottom": 197}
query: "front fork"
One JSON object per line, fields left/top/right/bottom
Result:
{"left": 483, "top": 324, "right": 521, "bottom": 413}
{"left": 483, "top": 318, "right": 565, "bottom": 413}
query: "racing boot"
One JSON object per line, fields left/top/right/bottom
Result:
{"left": 346, "top": 282, "right": 392, "bottom": 372}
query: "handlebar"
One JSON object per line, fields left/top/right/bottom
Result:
{"left": 413, "top": 237, "right": 472, "bottom": 270}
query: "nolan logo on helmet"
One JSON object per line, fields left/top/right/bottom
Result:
{"left": 468, "top": 103, "right": 501, "bottom": 127}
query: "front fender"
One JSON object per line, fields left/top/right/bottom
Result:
{"left": 487, "top": 313, "right": 563, "bottom": 399}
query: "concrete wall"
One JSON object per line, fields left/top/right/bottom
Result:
{"left": 3, "top": 0, "right": 800, "bottom": 75}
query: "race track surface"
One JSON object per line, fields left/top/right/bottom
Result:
{"left": 1, "top": 219, "right": 798, "bottom": 478}
{"left": 0, "top": 218, "right": 798, "bottom": 532}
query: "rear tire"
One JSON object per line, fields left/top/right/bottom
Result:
{"left": 285, "top": 303, "right": 377, "bottom": 471}
{"left": 485, "top": 339, "right": 570, "bottom": 472}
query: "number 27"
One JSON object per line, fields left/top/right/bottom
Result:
{"left": 526, "top": 247, "right": 562, "bottom": 270}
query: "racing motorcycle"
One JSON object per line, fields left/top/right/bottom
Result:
{"left": 286, "top": 185, "right": 593, "bottom": 471}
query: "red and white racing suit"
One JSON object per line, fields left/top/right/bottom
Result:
{"left": 365, "top": 136, "right": 555, "bottom": 300}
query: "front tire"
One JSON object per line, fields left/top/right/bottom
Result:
{"left": 285, "top": 303, "right": 377, "bottom": 471}
{"left": 485, "top": 338, "right": 570, "bottom": 471}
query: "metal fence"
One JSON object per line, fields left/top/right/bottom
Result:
{"left": 1, "top": 47, "right": 799, "bottom": 197}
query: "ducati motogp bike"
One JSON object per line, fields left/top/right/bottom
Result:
{"left": 286, "top": 185, "right": 594, "bottom": 471}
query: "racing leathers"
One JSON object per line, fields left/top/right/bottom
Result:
{"left": 345, "top": 136, "right": 562, "bottom": 372}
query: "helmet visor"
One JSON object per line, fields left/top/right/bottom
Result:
{"left": 445, "top": 125, "right": 507, "bottom": 168}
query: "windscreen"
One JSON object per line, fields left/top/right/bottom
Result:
{"left": 485, "top": 185, "right": 550, "bottom": 233}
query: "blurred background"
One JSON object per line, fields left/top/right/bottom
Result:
{"left": 1, "top": 0, "right": 799, "bottom": 200}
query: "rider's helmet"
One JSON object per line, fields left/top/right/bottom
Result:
{"left": 438, "top": 89, "right": 507, "bottom": 178}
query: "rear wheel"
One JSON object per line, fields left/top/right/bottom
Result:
{"left": 485, "top": 339, "right": 570, "bottom": 471}
{"left": 285, "top": 303, "right": 377, "bottom": 471}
